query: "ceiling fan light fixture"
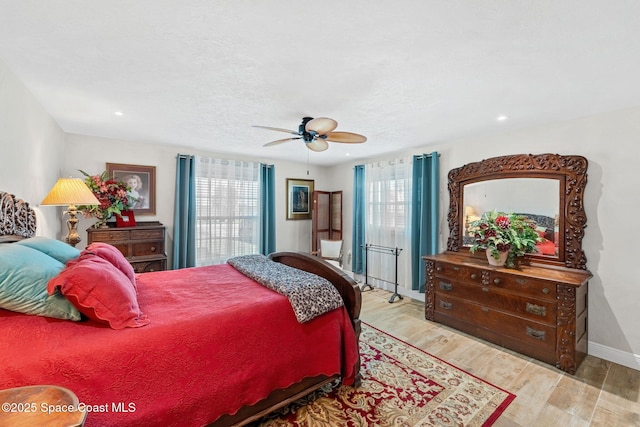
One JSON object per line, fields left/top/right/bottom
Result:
{"left": 255, "top": 116, "right": 366, "bottom": 152}
{"left": 305, "top": 139, "right": 329, "bottom": 152}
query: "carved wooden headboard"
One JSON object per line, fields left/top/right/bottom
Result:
{"left": 0, "top": 191, "right": 36, "bottom": 242}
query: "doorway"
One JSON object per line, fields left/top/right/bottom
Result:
{"left": 311, "top": 190, "right": 342, "bottom": 253}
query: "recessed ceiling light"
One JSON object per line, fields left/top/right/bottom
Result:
{"left": 114, "top": 111, "right": 123, "bottom": 116}
{"left": 496, "top": 115, "right": 509, "bottom": 122}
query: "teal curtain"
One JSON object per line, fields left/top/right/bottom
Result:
{"left": 259, "top": 163, "right": 276, "bottom": 255}
{"left": 411, "top": 152, "right": 439, "bottom": 292}
{"left": 352, "top": 164, "right": 366, "bottom": 274}
{"left": 173, "top": 154, "right": 196, "bottom": 269}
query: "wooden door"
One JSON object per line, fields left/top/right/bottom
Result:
{"left": 330, "top": 191, "right": 342, "bottom": 241}
{"left": 312, "top": 190, "right": 342, "bottom": 252}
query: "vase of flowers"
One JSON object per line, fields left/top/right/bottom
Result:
{"left": 469, "top": 210, "right": 542, "bottom": 268}
{"left": 78, "top": 170, "right": 136, "bottom": 228}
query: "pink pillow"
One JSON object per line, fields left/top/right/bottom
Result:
{"left": 48, "top": 255, "right": 149, "bottom": 329}
{"left": 84, "top": 242, "right": 136, "bottom": 289}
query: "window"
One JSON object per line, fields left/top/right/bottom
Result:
{"left": 195, "top": 157, "right": 260, "bottom": 266}
{"left": 368, "top": 177, "right": 407, "bottom": 231}
{"left": 366, "top": 159, "right": 411, "bottom": 236}
{"left": 365, "top": 157, "right": 413, "bottom": 289}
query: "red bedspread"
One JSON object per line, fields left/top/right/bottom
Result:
{"left": 0, "top": 264, "right": 358, "bottom": 426}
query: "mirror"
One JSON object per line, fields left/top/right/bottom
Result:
{"left": 446, "top": 153, "right": 589, "bottom": 269}
{"left": 462, "top": 178, "right": 560, "bottom": 257}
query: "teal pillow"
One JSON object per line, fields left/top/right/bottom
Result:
{"left": 0, "top": 244, "right": 81, "bottom": 320}
{"left": 15, "top": 237, "right": 81, "bottom": 264}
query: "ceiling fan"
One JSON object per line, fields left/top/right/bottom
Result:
{"left": 253, "top": 116, "right": 367, "bottom": 152}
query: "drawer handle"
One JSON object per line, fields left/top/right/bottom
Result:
{"left": 439, "top": 282, "right": 453, "bottom": 291}
{"left": 150, "top": 246, "right": 156, "bottom": 252}
{"left": 481, "top": 307, "right": 489, "bottom": 312}
{"left": 439, "top": 301, "right": 452, "bottom": 310}
{"left": 470, "top": 273, "right": 478, "bottom": 280}
{"left": 436, "top": 266, "right": 443, "bottom": 272}
{"left": 452, "top": 266, "right": 460, "bottom": 271}
{"left": 493, "top": 278, "right": 501, "bottom": 284}
{"left": 526, "top": 326, "right": 546, "bottom": 340}
{"left": 525, "top": 303, "right": 547, "bottom": 317}
{"left": 517, "top": 278, "right": 526, "bottom": 285}
{"left": 542, "top": 287, "right": 550, "bottom": 294}
{"left": 482, "top": 287, "right": 489, "bottom": 292}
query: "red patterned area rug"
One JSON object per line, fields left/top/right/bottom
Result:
{"left": 256, "top": 323, "right": 515, "bottom": 426}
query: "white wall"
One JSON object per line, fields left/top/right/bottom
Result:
{"left": 0, "top": 62, "right": 65, "bottom": 237}
{"left": 329, "top": 106, "right": 640, "bottom": 370}
{"left": 63, "top": 133, "right": 329, "bottom": 267}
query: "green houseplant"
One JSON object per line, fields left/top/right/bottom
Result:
{"left": 469, "top": 210, "right": 542, "bottom": 268}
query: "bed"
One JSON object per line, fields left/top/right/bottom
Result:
{"left": 0, "top": 191, "right": 361, "bottom": 427}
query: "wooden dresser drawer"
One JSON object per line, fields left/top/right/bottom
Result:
{"left": 435, "top": 279, "right": 557, "bottom": 324}
{"left": 435, "top": 294, "right": 556, "bottom": 350}
{"left": 132, "top": 259, "right": 166, "bottom": 273}
{"left": 87, "top": 229, "right": 130, "bottom": 243}
{"left": 489, "top": 272, "right": 557, "bottom": 299}
{"left": 132, "top": 241, "right": 164, "bottom": 257}
{"left": 130, "top": 229, "right": 164, "bottom": 240}
{"left": 434, "top": 262, "right": 482, "bottom": 284}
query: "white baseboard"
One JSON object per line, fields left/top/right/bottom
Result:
{"left": 588, "top": 341, "right": 640, "bottom": 371}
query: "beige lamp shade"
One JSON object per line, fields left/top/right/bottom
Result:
{"left": 41, "top": 178, "right": 99, "bottom": 206}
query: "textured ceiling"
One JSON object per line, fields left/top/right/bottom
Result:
{"left": 1, "top": 1, "right": 640, "bottom": 165}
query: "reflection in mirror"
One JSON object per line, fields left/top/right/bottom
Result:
{"left": 462, "top": 178, "right": 560, "bottom": 257}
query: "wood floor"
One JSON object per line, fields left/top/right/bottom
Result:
{"left": 359, "top": 288, "right": 640, "bottom": 426}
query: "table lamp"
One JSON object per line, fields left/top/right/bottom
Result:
{"left": 464, "top": 205, "right": 478, "bottom": 235}
{"left": 41, "top": 178, "right": 100, "bottom": 247}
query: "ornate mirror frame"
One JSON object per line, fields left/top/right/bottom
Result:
{"left": 446, "top": 153, "right": 588, "bottom": 270}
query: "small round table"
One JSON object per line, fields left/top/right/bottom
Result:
{"left": 0, "top": 385, "right": 86, "bottom": 426}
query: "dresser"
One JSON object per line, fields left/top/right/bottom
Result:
{"left": 86, "top": 222, "right": 167, "bottom": 272}
{"left": 424, "top": 252, "right": 591, "bottom": 374}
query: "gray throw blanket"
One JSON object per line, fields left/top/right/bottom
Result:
{"left": 227, "top": 254, "right": 344, "bottom": 323}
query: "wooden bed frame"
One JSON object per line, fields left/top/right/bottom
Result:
{"left": 214, "top": 251, "right": 362, "bottom": 426}
{"left": 0, "top": 191, "right": 362, "bottom": 427}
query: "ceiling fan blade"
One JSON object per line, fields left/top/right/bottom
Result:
{"left": 324, "top": 131, "right": 367, "bottom": 143}
{"left": 253, "top": 125, "right": 299, "bottom": 135}
{"left": 305, "top": 139, "right": 329, "bottom": 152}
{"left": 263, "top": 137, "right": 301, "bottom": 147}
{"left": 305, "top": 117, "right": 337, "bottom": 135}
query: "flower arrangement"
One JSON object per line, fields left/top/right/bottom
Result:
{"left": 78, "top": 170, "right": 136, "bottom": 228}
{"left": 469, "top": 210, "right": 542, "bottom": 268}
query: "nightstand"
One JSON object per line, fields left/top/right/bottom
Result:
{"left": 0, "top": 385, "right": 86, "bottom": 426}
{"left": 86, "top": 221, "right": 167, "bottom": 272}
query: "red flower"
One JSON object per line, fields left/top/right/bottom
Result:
{"left": 495, "top": 215, "right": 511, "bottom": 229}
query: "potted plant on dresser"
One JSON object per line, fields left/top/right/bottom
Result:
{"left": 468, "top": 210, "right": 541, "bottom": 268}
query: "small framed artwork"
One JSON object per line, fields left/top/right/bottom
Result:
{"left": 116, "top": 210, "right": 136, "bottom": 227}
{"left": 286, "top": 178, "right": 314, "bottom": 220}
{"left": 106, "top": 163, "right": 156, "bottom": 215}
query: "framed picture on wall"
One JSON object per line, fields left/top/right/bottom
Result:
{"left": 286, "top": 178, "right": 314, "bottom": 220}
{"left": 106, "top": 163, "right": 156, "bottom": 215}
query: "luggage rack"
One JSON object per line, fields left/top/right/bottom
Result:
{"left": 360, "top": 243, "right": 403, "bottom": 303}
